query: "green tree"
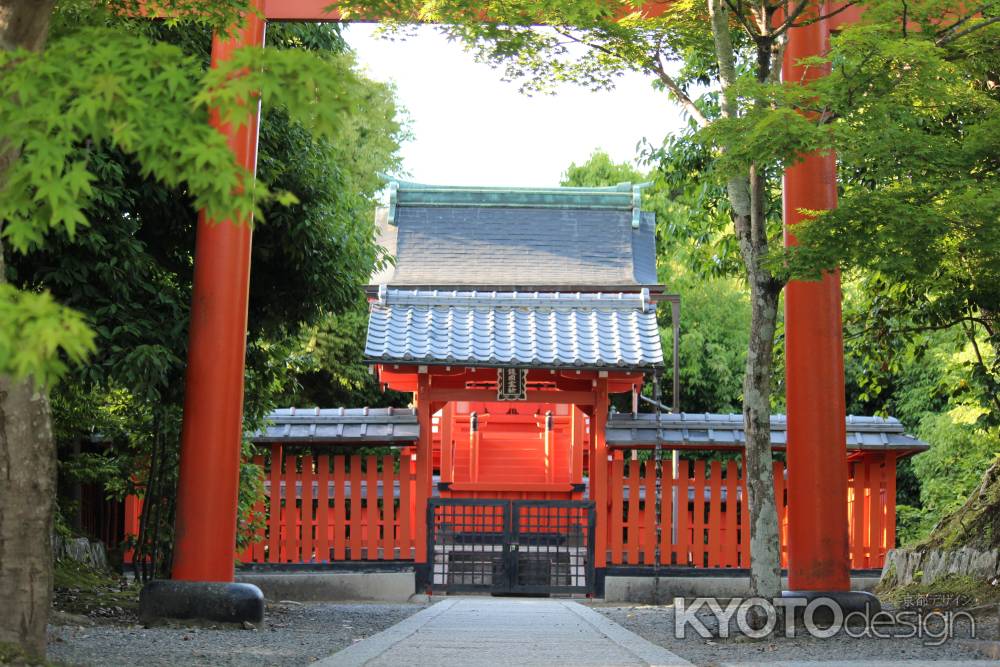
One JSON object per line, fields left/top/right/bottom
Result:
{"left": 562, "top": 149, "right": 644, "bottom": 186}
{"left": 562, "top": 150, "right": 751, "bottom": 414}
{"left": 13, "top": 19, "right": 403, "bottom": 581}
{"left": 779, "top": 2, "right": 1000, "bottom": 546}
{"left": 280, "top": 300, "right": 410, "bottom": 409}
{"left": 0, "top": 2, "right": 400, "bottom": 658}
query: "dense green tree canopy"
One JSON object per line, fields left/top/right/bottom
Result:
{"left": 5, "top": 15, "right": 404, "bottom": 576}
{"left": 562, "top": 151, "right": 752, "bottom": 414}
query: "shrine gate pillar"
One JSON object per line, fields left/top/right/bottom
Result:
{"left": 782, "top": 4, "right": 878, "bottom": 612}
{"left": 139, "top": 4, "right": 267, "bottom": 624}
{"left": 593, "top": 379, "right": 610, "bottom": 575}
{"left": 414, "top": 372, "right": 433, "bottom": 588}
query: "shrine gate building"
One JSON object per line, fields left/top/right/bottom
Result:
{"left": 135, "top": 181, "right": 927, "bottom": 598}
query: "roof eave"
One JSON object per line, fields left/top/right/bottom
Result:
{"left": 365, "top": 284, "right": 669, "bottom": 297}
{"left": 364, "top": 357, "right": 662, "bottom": 373}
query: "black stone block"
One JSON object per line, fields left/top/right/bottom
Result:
{"left": 139, "top": 580, "right": 265, "bottom": 624}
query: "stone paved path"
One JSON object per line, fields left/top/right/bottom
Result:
{"left": 317, "top": 597, "right": 693, "bottom": 666}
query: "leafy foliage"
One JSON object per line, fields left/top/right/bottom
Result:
{"left": 5, "top": 14, "right": 404, "bottom": 575}
{"left": 561, "top": 150, "right": 751, "bottom": 414}
{"left": 0, "top": 285, "right": 94, "bottom": 388}
{"left": 767, "top": 1, "right": 1000, "bottom": 542}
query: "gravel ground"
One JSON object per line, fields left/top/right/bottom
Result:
{"left": 47, "top": 601, "right": 426, "bottom": 667}
{"left": 595, "top": 603, "right": 998, "bottom": 665}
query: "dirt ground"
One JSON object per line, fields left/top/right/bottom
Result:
{"left": 47, "top": 600, "right": 427, "bottom": 667}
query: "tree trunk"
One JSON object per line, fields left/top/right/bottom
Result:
{"left": 743, "top": 273, "right": 782, "bottom": 602}
{"left": 708, "top": 0, "right": 784, "bottom": 614}
{"left": 740, "top": 161, "right": 784, "bottom": 618}
{"left": 0, "top": 1, "right": 58, "bottom": 661}
{"left": 0, "top": 373, "right": 57, "bottom": 661}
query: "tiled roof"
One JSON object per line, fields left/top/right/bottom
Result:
{"left": 250, "top": 409, "right": 929, "bottom": 454}
{"left": 606, "top": 413, "right": 929, "bottom": 452}
{"left": 364, "top": 289, "right": 664, "bottom": 370}
{"left": 371, "top": 181, "right": 658, "bottom": 290}
{"left": 251, "top": 407, "right": 418, "bottom": 443}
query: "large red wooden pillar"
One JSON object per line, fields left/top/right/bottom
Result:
{"left": 171, "top": 6, "right": 266, "bottom": 583}
{"left": 782, "top": 9, "right": 851, "bottom": 594}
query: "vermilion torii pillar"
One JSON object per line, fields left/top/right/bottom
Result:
{"left": 171, "top": 6, "right": 267, "bottom": 584}
{"left": 139, "top": 1, "right": 268, "bottom": 624}
{"left": 783, "top": 12, "right": 850, "bottom": 592}
{"left": 145, "top": 0, "right": 869, "bottom": 623}
{"left": 782, "top": 3, "right": 875, "bottom": 611}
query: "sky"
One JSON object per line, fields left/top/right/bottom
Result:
{"left": 343, "top": 24, "right": 689, "bottom": 188}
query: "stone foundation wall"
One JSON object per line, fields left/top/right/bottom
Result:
{"left": 880, "top": 547, "right": 1000, "bottom": 588}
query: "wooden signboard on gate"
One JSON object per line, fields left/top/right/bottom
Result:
{"left": 497, "top": 367, "right": 527, "bottom": 401}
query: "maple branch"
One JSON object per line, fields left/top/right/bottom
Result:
{"left": 723, "top": 0, "right": 762, "bottom": 36}
{"left": 648, "top": 54, "right": 711, "bottom": 127}
{"left": 935, "top": 1, "right": 998, "bottom": 37}
{"left": 771, "top": 0, "right": 814, "bottom": 38}
{"left": 549, "top": 26, "right": 709, "bottom": 128}
{"left": 788, "top": 0, "right": 864, "bottom": 29}
{"left": 937, "top": 15, "right": 1000, "bottom": 44}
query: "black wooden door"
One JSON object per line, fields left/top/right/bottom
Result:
{"left": 427, "top": 498, "right": 595, "bottom": 595}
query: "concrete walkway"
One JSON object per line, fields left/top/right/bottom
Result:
{"left": 318, "top": 597, "right": 693, "bottom": 666}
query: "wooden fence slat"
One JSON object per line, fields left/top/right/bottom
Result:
{"left": 572, "top": 408, "right": 585, "bottom": 485}
{"left": 610, "top": 453, "right": 624, "bottom": 564}
{"left": 676, "top": 459, "right": 690, "bottom": 565}
{"left": 285, "top": 454, "right": 298, "bottom": 563}
{"left": 692, "top": 460, "right": 706, "bottom": 567}
{"left": 251, "top": 454, "right": 266, "bottom": 563}
{"left": 643, "top": 460, "right": 657, "bottom": 565}
{"left": 268, "top": 445, "right": 282, "bottom": 563}
{"left": 852, "top": 461, "right": 866, "bottom": 567}
{"left": 708, "top": 461, "right": 722, "bottom": 567}
{"left": 884, "top": 454, "right": 896, "bottom": 559}
{"left": 772, "top": 460, "right": 785, "bottom": 567}
{"left": 739, "top": 456, "right": 750, "bottom": 568}
{"left": 724, "top": 460, "right": 738, "bottom": 568}
{"left": 627, "top": 458, "right": 640, "bottom": 565}
{"left": 333, "top": 455, "right": 347, "bottom": 561}
{"left": 869, "top": 459, "right": 882, "bottom": 569}
{"left": 382, "top": 454, "right": 395, "bottom": 560}
{"left": 317, "top": 454, "right": 330, "bottom": 563}
{"left": 659, "top": 459, "right": 671, "bottom": 565}
{"left": 301, "top": 454, "right": 314, "bottom": 563}
{"left": 349, "top": 455, "right": 362, "bottom": 560}
{"left": 366, "top": 455, "right": 378, "bottom": 560}
{"left": 399, "top": 453, "right": 412, "bottom": 559}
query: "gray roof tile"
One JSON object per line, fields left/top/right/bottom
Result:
{"left": 364, "top": 289, "right": 664, "bottom": 370}
{"left": 606, "top": 412, "right": 929, "bottom": 452}
{"left": 249, "top": 409, "right": 928, "bottom": 453}
{"left": 251, "top": 407, "right": 419, "bottom": 443}
{"left": 374, "top": 204, "right": 658, "bottom": 289}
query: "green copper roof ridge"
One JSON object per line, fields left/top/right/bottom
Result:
{"left": 389, "top": 178, "right": 633, "bottom": 194}
{"left": 383, "top": 178, "right": 647, "bottom": 226}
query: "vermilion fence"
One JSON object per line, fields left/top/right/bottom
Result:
{"left": 122, "top": 447, "right": 896, "bottom": 568}
{"left": 604, "top": 452, "right": 896, "bottom": 569}
{"left": 237, "top": 446, "right": 416, "bottom": 564}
